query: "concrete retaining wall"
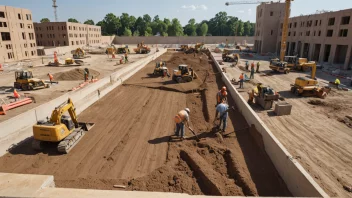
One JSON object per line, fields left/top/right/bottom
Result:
{"left": 114, "top": 36, "right": 254, "bottom": 45}
{"left": 0, "top": 49, "right": 167, "bottom": 156}
{"left": 210, "top": 54, "right": 328, "bottom": 197}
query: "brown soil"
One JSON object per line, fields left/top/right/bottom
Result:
{"left": 0, "top": 52, "right": 291, "bottom": 196}
{"left": 52, "top": 68, "right": 100, "bottom": 81}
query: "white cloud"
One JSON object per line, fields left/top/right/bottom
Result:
{"left": 237, "top": 10, "right": 245, "bottom": 13}
{"left": 181, "top": 4, "right": 208, "bottom": 11}
{"left": 248, "top": 8, "right": 253, "bottom": 15}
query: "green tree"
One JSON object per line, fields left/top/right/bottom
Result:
{"left": 164, "top": 18, "right": 171, "bottom": 26}
{"left": 250, "top": 23, "right": 256, "bottom": 36}
{"left": 145, "top": 27, "right": 153, "bottom": 36}
{"left": 135, "top": 17, "right": 147, "bottom": 36}
{"left": 199, "top": 23, "right": 208, "bottom": 36}
{"left": 84, "top": 19, "right": 94, "bottom": 25}
{"left": 184, "top": 18, "right": 197, "bottom": 36}
{"left": 153, "top": 15, "right": 160, "bottom": 22}
{"left": 168, "top": 18, "right": 183, "bottom": 36}
{"left": 143, "top": 14, "right": 152, "bottom": 24}
{"left": 40, "top": 18, "right": 50, "bottom": 23}
{"left": 133, "top": 30, "right": 140, "bottom": 36}
{"left": 236, "top": 21, "right": 244, "bottom": 36}
{"left": 243, "top": 21, "right": 252, "bottom": 36}
{"left": 123, "top": 27, "right": 132, "bottom": 36}
{"left": 119, "top": 13, "right": 135, "bottom": 35}
{"left": 100, "top": 13, "right": 121, "bottom": 35}
{"left": 68, "top": 18, "right": 79, "bottom": 23}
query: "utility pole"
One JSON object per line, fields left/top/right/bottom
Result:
{"left": 52, "top": 0, "right": 58, "bottom": 22}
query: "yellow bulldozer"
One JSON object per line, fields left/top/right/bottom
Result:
{"left": 172, "top": 64, "right": 198, "bottom": 83}
{"left": 153, "top": 61, "right": 170, "bottom": 77}
{"left": 283, "top": 56, "right": 314, "bottom": 71}
{"left": 14, "top": 70, "right": 48, "bottom": 91}
{"left": 222, "top": 49, "right": 240, "bottom": 64}
{"left": 185, "top": 42, "right": 205, "bottom": 54}
{"left": 290, "top": 61, "right": 331, "bottom": 99}
{"left": 32, "top": 98, "right": 95, "bottom": 153}
{"left": 269, "top": 58, "right": 290, "bottom": 74}
{"left": 117, "top": 45, "right": 130, "bottom": 54}
{"left": 134, "top": 41, "right": 151, "bottom": 54}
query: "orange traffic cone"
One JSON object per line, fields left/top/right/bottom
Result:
{"left": 14, "top": 89, "right": 20, "bottom": 100}
{"left": 48, "top": 73, "right": 53, "bottom": 82}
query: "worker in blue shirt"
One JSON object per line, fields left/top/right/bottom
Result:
{"left": 214, "top": 99, "right": 229, "bottom": 133}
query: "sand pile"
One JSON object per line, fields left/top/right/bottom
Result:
{"left": 53, "top": 68, "right": 100, "bottom": 81}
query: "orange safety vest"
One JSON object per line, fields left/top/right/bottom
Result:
{"left": 217, "top": 91, "right": 226, "bottom": 103}
{"left": 48, "top": 73, "right": 53, "bottom": 80}
{"left": 174, "top": 110, "right": 188, "bottom": 123}
{"left": 239, "top": 74, "right": 244, "bottom": 80}
{"left": 251, "top": 63, "right": 255, "bottom": 68}
{"left": 14, "top": 89, "right": 20, "bottom": 98}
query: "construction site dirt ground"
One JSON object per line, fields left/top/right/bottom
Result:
{"left": 211, "top": 51, "right": 352, "bottom": 197}
{"left": 0, "top": 46, "right": 157, "bottom": 122}
{"left": 0, "top": 52, "right": 291, "bottom": 196}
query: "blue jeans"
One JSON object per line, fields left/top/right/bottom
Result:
{"left": 219, "top": 115, "right": 228, "bottom": 131}
{"left": 175, "top": 122, "right": 185, "bottom": 137}
{"left": 250, "top": 70, "right": 254, "bottom": 79}
{"left": 239, "top": 80, "right": 244, "bottom": 88}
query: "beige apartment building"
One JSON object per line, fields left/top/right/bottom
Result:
{"left": 34, "top": 22, "right": 102, "bottom": 47}
{"left": 0, "top": 6, "right": 37, "bottom": 62}
{"left": 255, "top": 2, "right": 352, "bottom": 69}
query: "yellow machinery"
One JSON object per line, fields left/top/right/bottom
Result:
{"left": 185, "top": 43, "right": 205, "bottom": 54}
{"left": 14, "top": 70, "right": 48, "bottom": 91}
{"left": 73, "top": 48, "right": 86, "bottom": 59}
{"left": 153, "top": 61, "right": 170, "bottom": 76}
{"left": 117, "top": 45, "right": 130, "bottom": 54}
{"left": 290, "top": 62, "right": 330, "bottom": 99}
{"left": 172, "top": 64, "right": 198, "bottom": 83}
{"left": 180, "top": 45, "right": 189, "bottom": 51}
{"left": 283, "top": 56, "right": 314, "bottom": 71}
{"left": 106, "top": 45, "right": 116, "bottom": 54}
{"left": 32, "top": 98, "right": 95, "bottom": 153}
{"left": 65, "top": 58, "right": 84, "bottom": 66}
{"left": 269, "top": 59, "right": 290, "bottom": 74}
{"left": 222, "top": 49, "right": 240, "bottom": 63}
{"left": 134, "top": 41, "right": 151, "bottom": 54}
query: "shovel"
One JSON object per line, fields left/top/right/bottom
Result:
{"left": 188, "top": 127, "right": 200, "bottom": 142}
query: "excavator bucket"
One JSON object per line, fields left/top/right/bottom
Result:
{"left": 79, "top": 122, "right": 95, "bottom": 131}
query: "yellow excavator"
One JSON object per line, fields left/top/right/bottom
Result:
{"left": 290, "top": 62, "right": 330, "bottom": 98}
{"left": 222, "top": 49, "right": 240, "bottom": 64}
{"left": 32, "top": 98, "right": 95, "bottom": 153}
{"left": 134, "top": 41, "right": 151, "bottom": 54}
{"left": 172, "top": 64, "right": 198, "bottom": 83}
{"left": 73, "top": 48, "right": 86, "bottom": 59}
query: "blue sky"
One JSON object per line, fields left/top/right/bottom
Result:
{"left": 2, "top": 0, "right": 352, "bottom": 25}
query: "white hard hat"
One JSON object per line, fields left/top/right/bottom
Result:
{"left": 184, "top": 108, "right": 190, "bottom": 113}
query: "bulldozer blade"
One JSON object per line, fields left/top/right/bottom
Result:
{"left": 79, "top": 122, "right": 95, "bottom": 131}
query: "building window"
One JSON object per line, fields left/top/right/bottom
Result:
{"left": 18, "top": 13, "right": 21, "bottom": 20}
{"left": 326, "top": 29, "right": 333, "bottom": 37}
{"left": 53, "top": 34, "right": 55, "bottom": 38}
{"left": 294, "top": 32, "right": 296, "bottom": 36}
{"left": 288, "top": 32, "right": 291, "bottom": 36}
{"left": 0, "top": 12, "right": 5, "bottom": 18}
{"left": 40, "top": 34, "right": 42, "bottom": 38}
{"left": 25, "top": 51, "right": 28, "bottom": 56}
{"left": 30, "top": 43, "right": 33, "bottom": 47}
{"left": 319, "top": 20, "right": 322, "bottom": 25}
{"left": 306, "top": 31, "right": 310, "bottom": 36}
{"left": 339, "top": 29, "right": 348, "bottom": 37}
{"left": 63, "top": 34, "right": 66, "bottom": 38}
{"left": 328, "top": 17, "right": 335, "bottom": 26}
{"left": 270, "top": 11, "right": 273, "bottom": 16}
{"left": 57, "top": 41, "right": 60, "bottom": 46}
{"left": 341, "top": 16, "right": 350, "bottom": 25}
{"left": 318, "top": 31, "right": 321, "bottom": 36}
{"left": 1, "top": 32, "right": 11, "bottom": 41}
{"left": 280, "top": 23, "right": 283, "bottom": 29}
{"left": 31, "top": 51, "right": 34, "bottom": 56}
{"left": 69, "top": 26, "right": 71, "bottom": 30}
{"left": 27, "top": 24, "right": 32, "bottom": 29}
{"left": 314, "top": 31, "right": 316, "bottom": 36}
{"left": 76, "top": 41, "right": 79, "bottom": 45}
{"left": 315, "top": 20, "right": 318, "bottom": 26}
{"left": 64, "top": 41, "right": 66, "bottom": 46}
{"left": 72, "top": 41, "right": 74, "bottom": 45}
{"left": 20, "top": 23, "right": 24, "bottom": 28}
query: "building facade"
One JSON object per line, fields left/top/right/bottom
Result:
{"left": 34, "top": 22, "right": 102, "bottom": 48}
{"left": 255, "top": 2, "right": 352, "bottom": 69}
{"left": 0, "top": 6, "right": 37, "bottom": 62}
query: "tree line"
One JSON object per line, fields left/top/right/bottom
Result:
{"left": 39, "top": 12, "right": 255, "bottom": 37}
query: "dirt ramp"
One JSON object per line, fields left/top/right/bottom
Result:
{"left": 53, "top": 68, "right": 100, "bottom": 81}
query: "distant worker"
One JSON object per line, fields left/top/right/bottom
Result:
{"left": 248, "top": 84, "right": 262, "bottom": 104}
{"left": 216, "top": 86, "right": 228, "bottom": 106}
{"left": 250, "top": 62, "right": 255, "bottom": 79}
{"left": 256, "top": 61, "right": 261, "bottom": 73}
{"left": 47, "top": 73, "right": 54, "bottom": 84}
{"left": 13, "top": 89, "right": 20, "bottom": 101}
{"left": 245, "top": 61, "right": 249, "bottom": 71}
{"left": 335, "top": 78, "right": 341, "bottom": 89}
{"left": 214, "top": 99, "right": 229, "bottom": 133}
{"left": 84, "top": 68, "right": 90, "bottom": 82}
{"left": 174, "top": 108, "right": 191, "bottom": 140}
{"left": 125, "top": 52, "right": 128, "bottom": 63}
{"left": 239, "top": 73, "right": 244, "bottom": 89}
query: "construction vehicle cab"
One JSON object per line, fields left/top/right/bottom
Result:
{"left": 14, "top": 70, "right": 47, "bottom": 91}
{"left": 269, "top": 60, "right": 290, "bottom": 74}
{"left": 290, "top": 62, "right": 330, "bottom": 98}
{"left": 172, "top": 64, "right": 198, "bottom": 83}
{"left": 32, "top": 98, "right": 95, "bottom": 153}
{"left": 153, "top": 61, "right": 170, "bottom": 76}
{"left": 222, "top": 49, "right": 240, "bottom": 63}
{"left": 117, "top": 45, "right": 130, "bottom": 54}
{"left": 134, "top": 42, "right": 151, "bottom": 54}
{"left": 73, "top": 48, "right": 86, "bottom": 59}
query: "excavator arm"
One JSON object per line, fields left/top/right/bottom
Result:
{"left": 50, "top": 98, "right": 79, "bottom": 126}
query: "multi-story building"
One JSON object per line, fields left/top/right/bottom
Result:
{"left": 34, "top": 22, "right": 102, "bottom": 47}
{"left": 255, "top": 2, "right": 352, "bottom": 69}
{"left": 0, "top": 6, "right": 37, "bottom": 62}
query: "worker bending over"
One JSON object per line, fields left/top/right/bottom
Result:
{"left": 47, "top": 73, "right": 54, "bottom": 84}
{"left": 214, "top": 99, "right": 229, "bottom": 133}
{"left": 174, "top": 108, "right": 191, "bottom": 140}
{"left": 216, "top": 86, "right": 228, "bottom": 106}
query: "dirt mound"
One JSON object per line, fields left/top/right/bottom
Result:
{"left": 53, "top": 68, "right": 100, "bottom": 81}
{"left": 308, "top": 99, "right": 327, "bottom": 106}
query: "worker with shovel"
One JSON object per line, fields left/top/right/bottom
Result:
{"left": 214, "top": 99, "right": 229, "bottom": 133}
{"left": 174, "top": 108, "right": 191, "bottom": 140}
